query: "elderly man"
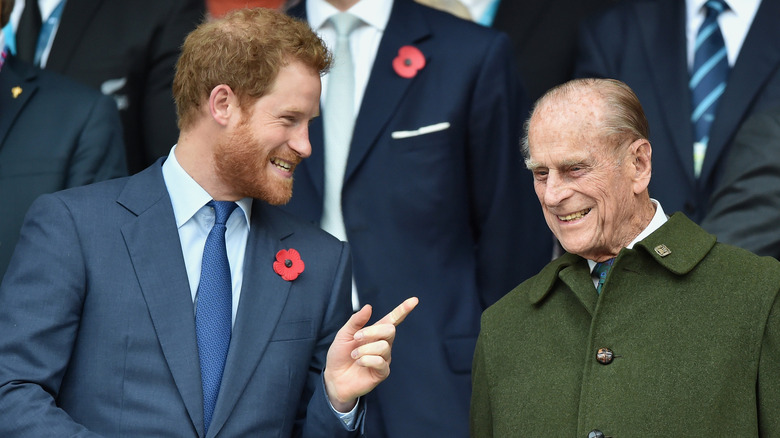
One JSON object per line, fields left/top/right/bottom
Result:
{"left": 471, "top": 78, "right": 780, "bottom": 437}
{"left": 0, "top": 8, "right": 416, "bottom": 437}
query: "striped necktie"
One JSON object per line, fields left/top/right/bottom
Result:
{"left": 690, "top": 0, "right": 730, "bottom": 178}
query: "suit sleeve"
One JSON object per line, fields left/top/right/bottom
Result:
{"left": 299, "top": 242, "right": 364, "bottom": 438}
{"left": 468, "top": 32, "right": 551, "bottom": 307}
{"left": 66, "top": 92, "right": 128, "bottom": 187}
{"left": 700, "top": 109, "right": 780, "bottom": 258}
{"left": 0, "top": 194, "right": 103, "bottom": 437}
{"left": 140, "top": 0, "right": 205, "bottom": 163}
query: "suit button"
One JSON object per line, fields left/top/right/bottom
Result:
{"left": 596, "top": 347, "right": 614, "bottom": 365}
{"left": 588, "top": 430, "right": 605, "bottom": 438}
{"left": 684, "top": 201, "right": 696, "bottom": 215}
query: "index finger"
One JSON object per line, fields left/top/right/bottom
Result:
{"left": 375, "top": 297, "right": 419, "bottom": 327}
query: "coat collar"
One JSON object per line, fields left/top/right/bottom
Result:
{"left": 527, "top": 213, "right": 716, "bottom": 306}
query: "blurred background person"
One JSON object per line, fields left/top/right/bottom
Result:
{"left": 701, "top": 106, "right": 780, "bottom": 259}
{"left": 0, "top": 0, "right": 126, "bottom": 279}
{"left": 575, "top": 0, "right": 780, "bottom": 223}
{"left": 284, "top": 0, "right": 551, "bottom": 436}
{"left": 4, "top": 0, "right": 205, "bottom": 173}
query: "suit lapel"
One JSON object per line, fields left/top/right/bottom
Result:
{"left": 344, "top": 0, "right": 430, "bottom": 184}
{"left": 634, "top": 0, "right": 695, "bottom": 185}
{"left": 701, "top": 0, "right": 780, "bottom": 183}
{"left": 0, "top": 58, "right": 39, "bottom": 150}
{"left": 118, "top": 164, "right": 206, "bottom": 436}
{"left": 207, "top": 202, "right": 296, "bottom": 437}
{"left": 46, "top": 0, "right": 105, "bottom": 72}
{"left": 287, "top": 0, "right": 430, "bottom": 192}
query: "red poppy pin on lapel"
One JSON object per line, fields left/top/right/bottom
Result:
{"left": 393, "top": 45, "right": 425, "bottom": 78}
{"left": 273, "top": 249, "right": 305, "bottom": 281}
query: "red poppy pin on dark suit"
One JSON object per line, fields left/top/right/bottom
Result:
{"left": 393, "top": 45, "right": 425, "bottom": 78}
{"left": 273, "top": 249, "right": 305, "bottom": 281}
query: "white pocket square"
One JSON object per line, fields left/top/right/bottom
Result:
{"left": 391, "top": 122, "right": 451, "bottom": 139}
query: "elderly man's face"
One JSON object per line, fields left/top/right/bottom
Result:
{"left": 526, "top": 98, "right": 641, "bottom": 261}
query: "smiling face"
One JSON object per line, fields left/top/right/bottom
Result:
{"left": 526, "top": 87, "right": 653, "bottom": 261}
{"left": 214, "top": 60, "right": 321, "bottom": 205}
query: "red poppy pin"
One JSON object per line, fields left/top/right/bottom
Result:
{"left": 392, "top": 45, "right": 426, "bottom": 79}
{"left": 273, "top": 249, "right": 305, "bottom": 281}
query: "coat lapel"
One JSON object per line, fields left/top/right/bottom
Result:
{"left": 634, "top": 0, "right": 695, "bottom": 185}
{"left": 45, "top": 0, "right": 105, "bottom": 72}
{"left": 701, "top": 0, "right": 780, "bottom": 183}
{"left": 527, "top": 254, "right": 597, "bottom": 315}
{"left": 0, "top": 58, "right": 39, "bottom": 151}
{"left": 343, "top": 0, "right": 430, "bottom": 184}
{"left": 207, "top": 202, "right": 296, "bottom": 437}
{"left": 118, "top": 163, "right": 206, "bottom": 436}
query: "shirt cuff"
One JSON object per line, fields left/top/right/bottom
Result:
{"left": 322, "top": 374, "right": 359, "bottom": 429}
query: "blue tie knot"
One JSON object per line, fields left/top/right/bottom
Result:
{"left": 209, "top": 201, "right": 238, "bottom": 226}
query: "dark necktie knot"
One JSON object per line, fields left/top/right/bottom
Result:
{"left": 593, "top": 258, "right": 615, "bottom": 294}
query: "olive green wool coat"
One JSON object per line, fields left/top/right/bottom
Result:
{"left": 471, "top": 213, "right": 780, "bottom": 437}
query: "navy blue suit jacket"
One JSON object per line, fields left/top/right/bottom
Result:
{"left": 0, "top": 56, "right": 126, "bottom": 280}
{"left": 575, "top": 0, "right": 780, "bottom": 222}
{"left": 46, "top": 0, "right": 205, "bottom": 172}
{"left": 0, "top": 161, "right": 359, "bottom": 437}
{"left": 286, "top": 1, "right": 551, "bottom": 436}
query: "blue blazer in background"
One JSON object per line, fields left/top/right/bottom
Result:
{"left": 286, "top": 1, "right": 551, "bottom": 436}
{"left": 575, "top": 0, "right": 780, "bottom": 222}
{"left": 0, "top": 161, "right": 359, "bottom": 437}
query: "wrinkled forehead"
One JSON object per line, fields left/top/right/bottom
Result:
{"left": 529, "top": 100, "right": 605, "bottom": 150}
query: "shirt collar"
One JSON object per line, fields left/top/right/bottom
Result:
{"left": 161, "top": 146, "right": 252, "bottom": 229}
{"left": 307, "top": 0, "right": 393, "bottom": 32}
{"left": 588, "top": 199, "right": 668, "bottom": 272}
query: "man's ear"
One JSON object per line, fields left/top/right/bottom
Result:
{"left": 209, "top": 84, "right": 238, "bottom": 126}
{"left": 630, "top": 138, "right": 652, "bottom": 194}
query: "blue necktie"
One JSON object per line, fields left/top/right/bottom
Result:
{"left": 690, "top": 0, "right": 730, "bottom": 178}
{"left": 195, "top": 200, "right": 237, "bottom": 432}
{"left": 593, "top": 259, "right": 615, "bottom": 295}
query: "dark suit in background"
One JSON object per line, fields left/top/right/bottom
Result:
{"left": 44, "top": 0, "right": 204, "bottom": 172}
{"left": 575, "top": 0, "right": 780, "bottom": 222}
{"left": 701, "top": 107, "right": 780, "bottom": 259}
{"left": 491, "top": 0, "right": 619, "bottom": 103}
{"left": 0, "top": 55, "right": 126, "bottom": 279}
{"left": 286, "top": 1, "right": 550, "bottom": 436}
